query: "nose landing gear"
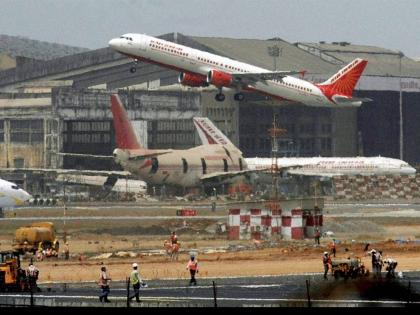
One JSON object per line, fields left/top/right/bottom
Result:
{"left": 129, "top": 59, "right": 139, "bottom": 73}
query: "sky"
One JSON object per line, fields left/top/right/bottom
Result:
{"left": 0, "top": 0, "right": 419, "bottom": 58}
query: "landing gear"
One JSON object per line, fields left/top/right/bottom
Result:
{"left": 234, "top": 92, "right": 245, "bottom": 101}
{"left": 215, "top": 93, "right": 225, "bottom": 102}
{"left": 214, "top": 87, "right": 226, "bottom": 102}
{"left": 129, "top": 59, "right": 139, "bottom": 73}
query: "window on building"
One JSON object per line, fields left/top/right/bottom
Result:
{"left": 14, "top": 158, "right": 24, "bottom": 168}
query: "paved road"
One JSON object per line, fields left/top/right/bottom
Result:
{"left": 2, "top": 273, "right": 420, "bottom": 307}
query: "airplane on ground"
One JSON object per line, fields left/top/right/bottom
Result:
{"left": 110, "top": 94, "right": 257, "bottom": 188}
{"left": 193, "top": 117, "right": 416, "bottom": 177}
{"left": 0, "top": 178, "right": 32, "bottom": 209}
{"left": 109, "top": 33, "right": 370, "bottom": 106}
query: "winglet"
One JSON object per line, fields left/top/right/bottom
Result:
{"left": 111, "top": 94, "right": 141, "bottom": 150}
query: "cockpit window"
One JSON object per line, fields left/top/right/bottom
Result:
{"left": 11, "top": 185, "right": 19, "bottom": 190}
{"left": 120, "top": 36, "right": 133, "bottom": 41}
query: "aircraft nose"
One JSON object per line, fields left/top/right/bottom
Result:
{"left": 108, "top": 38, "right": 120, "bottom": 49}
{"left": 22, "top": 190, "right": 32, "bottom": 202}
{"left": 406, "top": 166, "right": 417, "bottom": 175}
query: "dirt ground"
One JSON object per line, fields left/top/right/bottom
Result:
{"left": 17, "top": 239, "right": 420, "bottom": 283}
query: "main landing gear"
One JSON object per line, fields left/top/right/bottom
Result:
{"left": 233, "top": 92, "right": 245, "bottom": 101}
{"left": 214, "top": 89, "right": 245, "bottom": 102}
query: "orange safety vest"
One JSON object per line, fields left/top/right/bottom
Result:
{"left": 187, "top": 260, "right": 198, "bottom": 271}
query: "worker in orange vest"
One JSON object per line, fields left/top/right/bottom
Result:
{"left": 170, "top": 231, "right": 178, "bottom": 245}
{"left": 186, "top": 255, "right": 199, "bottom": 286}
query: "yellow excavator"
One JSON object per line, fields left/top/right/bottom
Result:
{"left": 0, "top": 251, "right": 27, "bottom": 292}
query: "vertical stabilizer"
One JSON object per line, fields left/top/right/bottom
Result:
{"left": 317, "top": 58, "right": 368, "bottom": 100}
{"left": 193, "top": 117, "right": 234, "bottom": 146}
{"left": 111, "top": 94, "right": 141, "bottom": 150}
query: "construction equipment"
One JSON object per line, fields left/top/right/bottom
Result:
{"left": 331, "top": 257, "right": 370, "bottom": 279}
{"left": 13, "top": 222, "right": 59, "bottom": 255}
{"left": 0, "top": 251, "right": 27, "bottom": 292}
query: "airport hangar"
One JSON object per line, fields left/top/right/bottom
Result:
{"left": 0, "top": 33, "right": 420, "bottom": 195}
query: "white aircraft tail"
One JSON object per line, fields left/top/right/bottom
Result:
{"left": 193, "top": 117, "right": 234, "bottom": 147}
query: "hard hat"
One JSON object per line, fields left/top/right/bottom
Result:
{"left": 132, "top": 263, "right": 138, "bottom": 268}
{"left": 371, "top": 249, "right": 376, "bottom": 253}
{"left": 324, "top": 252, "right": 328, "bottom": 255}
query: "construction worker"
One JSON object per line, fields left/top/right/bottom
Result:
{"left": 26, "top": 261, "right": 39, "bottom": 292}
{"left": 383, "top": 258, "right": 398, "bottom": 278}
{"left": 375, "top": 250, "right": 383, "bottom": 277}
{"left": 314, "top": 228, "right": 321, "bottom": 245}
{"left": 129, "top": 263, "right": 143, "bottom": 303}
{"left": 186, "top": 255, "right": 199, "bottom": 286}
{"left": 322, "top": 252, "right": 330, "bottom": 279}
{"left": 170, "top": 231, "right": 178, "bottom": 245}
{"left": 98, "top": 266, "right": 111, "bottom": 303}
{"left": 370, "top": 249, "right": 377, "bottom": 276}
{"left": 63, "top": 242, "right": 70, "bottom": 260}
{"left": 329, "top": 239, "right": 337, "bottom": 257}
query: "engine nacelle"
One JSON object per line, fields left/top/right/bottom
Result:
{"left": 206, "top": 70, "right": 233, "bottom": 87}
{"left": 178, "top": 72, "right": 208, "bottom": 87}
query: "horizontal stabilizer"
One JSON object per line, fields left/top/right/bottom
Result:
{"left": 333, "top": 95, "right": 372, "bottom": 107}
{"left": 55, "top": 152, "right": 114, "bottom": 160}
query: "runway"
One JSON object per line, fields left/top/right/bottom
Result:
{"left": 2, "top": 273, "right": 420, "bottom": 307}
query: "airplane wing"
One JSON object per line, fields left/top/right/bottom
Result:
{"left": 286, "top": 169, "right": 343, "bottom": 177}
{"left": 0, "top": 167, "right": 131, "bottom": 177}
{"left": 200, "top": 170, "right": 257, "bottom": 184}
{"left": 127, "top": 150, "right": 173, "bottom": 161}
{"left": 232, "top": 70, "right": 302, "bottom": 84}
{"left": 200, "top": 167, "right": 284, "bottom": 184}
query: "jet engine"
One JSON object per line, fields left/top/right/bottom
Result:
{"left": 206, "top": 70, "right": 233, "bottom": 87}
{"left": 178, "top": 72, "right": 208, "bottom": 87}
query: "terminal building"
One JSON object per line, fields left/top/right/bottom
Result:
{"left": 0, "top": 33, "right": 419, "bottom": 194}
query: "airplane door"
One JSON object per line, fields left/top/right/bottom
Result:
{"left": 138, "top": 36, "right": 148, "bottom": 52}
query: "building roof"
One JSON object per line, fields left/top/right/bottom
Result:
{"left": 190, "top": 36, "right": 338, "bottom": 75}
{"left": 297, "top": 42, "right": 420, "bottom": 77}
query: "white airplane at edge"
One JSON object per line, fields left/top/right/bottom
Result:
{"left": 192, "top": 117, "right": 416, "bottom": 177}
{"left": 0, "top": 178, "right": 32, "bottom": 208}
{"left": 109, "top": 33, "right": 371, "bottom": 106}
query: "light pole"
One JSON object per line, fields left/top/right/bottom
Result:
{"left": 267, "top": 45, "right": 281, "bottom": 71}
{"left": 398, "top": 51, "right": 404, "bottom": 160}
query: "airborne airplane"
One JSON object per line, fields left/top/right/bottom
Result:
{"left": 110, "top": 94, "right": 254, "bottom": 188}
{"left": 109, "top": 33, "right": 370, "bottom": 106}
{"left": 193, "top": 117, "right": 416, "bottom": 177}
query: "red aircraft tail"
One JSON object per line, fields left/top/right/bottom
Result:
{"left": 111, "top": 94, "right": 141, "bottom": 150}
{"left": 317, "top": 58, "right": 368, "bottom": 101}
